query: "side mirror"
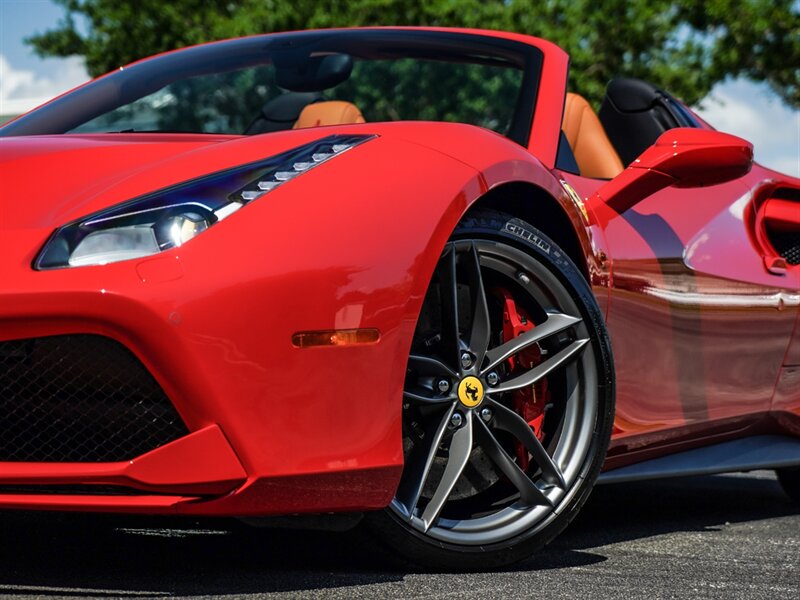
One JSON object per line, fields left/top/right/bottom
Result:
{"left": 594, "top": 128, "right": 754, "bottom": 215}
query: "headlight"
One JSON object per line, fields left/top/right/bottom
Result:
{"left": 35, "top": 134, "right": 375, "bottom": 269}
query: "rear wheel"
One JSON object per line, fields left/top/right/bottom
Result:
{"left": 365, "top": 210, "right": 615, "bottom": 570}
{"left": 777, "top": 467, "right": 800, "bottom": 504}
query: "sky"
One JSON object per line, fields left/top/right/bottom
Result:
{"left": 0, "top": 0, "right": 798, "bottom": 176}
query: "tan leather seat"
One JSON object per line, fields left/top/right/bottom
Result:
{"left": 562, "top": 93, "right": 624, "bottom": 179}
{"left": 293, "top": 101, "right": 366, "bottom": 129}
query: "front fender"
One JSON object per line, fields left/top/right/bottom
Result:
{"left": 176, "top": 124, "right": 595, "bottom": 513}
{"left": 1, "top": 123, "right": 597, "bottom": 515}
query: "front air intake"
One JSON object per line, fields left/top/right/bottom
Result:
{"left": 0, "top": 335, "right": 188, "bottom": 462}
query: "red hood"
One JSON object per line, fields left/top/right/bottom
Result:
{"left": 0, "top": 122, "right": 534, "bottom": 231}
{"left": 1, "top": 129, "right": 387, "bottom": 230}
{"left": 0, "top": 134, "right": 238, "bottom": 229}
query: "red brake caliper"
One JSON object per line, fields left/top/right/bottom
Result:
{"left": 496, "top": 289, "right": 549, "bottom": 471}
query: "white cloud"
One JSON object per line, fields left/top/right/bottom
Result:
{"left": 0, "top": 53, "right": 89, "bottom": 115}
{"left": 696, "top": 79, "right": 800, "bottom": 177}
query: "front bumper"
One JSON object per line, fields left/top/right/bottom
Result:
{"left": 0, "top": 235, "right": 407, "bottom": 514}
{"left": 0, "top": 132, "right": 483, "bottom": 514}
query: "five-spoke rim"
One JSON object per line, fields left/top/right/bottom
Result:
{"left": 392, "top": 240, "right": 598, "bottom": 546}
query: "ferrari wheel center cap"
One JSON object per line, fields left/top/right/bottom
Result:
{"left": 457, "top": 376, "right": 484, "bottom": 408}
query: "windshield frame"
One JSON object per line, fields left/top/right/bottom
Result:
{"left": 0, "top": 29, "right": 544, "bottom": 146}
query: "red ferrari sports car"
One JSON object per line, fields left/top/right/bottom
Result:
{"left": 1, "top": 27, "right": 798, "bottom": 569}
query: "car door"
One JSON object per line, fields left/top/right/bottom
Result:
{"left": 562, "top": 168, "right": 800, "bottom": 456}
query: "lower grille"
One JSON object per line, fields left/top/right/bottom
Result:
{"left": 0, "top": 335, "right": 189, "bottom": 462}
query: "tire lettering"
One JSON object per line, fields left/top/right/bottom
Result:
{"left": 504, "top": 223, "right": 551, "bottom": 254}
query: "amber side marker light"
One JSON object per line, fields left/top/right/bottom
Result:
{"left": 291, "top": 328, "right": 381, "bottom": 348}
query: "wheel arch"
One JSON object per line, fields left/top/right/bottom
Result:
{"left": 465, "top": 181, "right": 591, "bottom": 283}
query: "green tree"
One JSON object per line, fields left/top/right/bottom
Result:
{"left": 28, "top": 0, "right": 799, "bottom": 108}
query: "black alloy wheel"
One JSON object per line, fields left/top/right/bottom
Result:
{"left": 365, "top": 210, "right": 615, "bottom": 570}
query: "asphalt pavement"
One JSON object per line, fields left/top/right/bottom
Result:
{"left": 0, "top": 470, "right": 797, "bottom": 599}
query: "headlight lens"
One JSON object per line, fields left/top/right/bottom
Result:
{"left": 35, "top": 134, "right": 375, "bottom": 269}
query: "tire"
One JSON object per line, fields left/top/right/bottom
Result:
{"left": 777, "top": 467, "right": 800, "bottom": 504}
{"left": 364, "top": 209, "right": 615, "bottom": 570}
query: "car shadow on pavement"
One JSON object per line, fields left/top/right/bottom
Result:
{"left": 0, "top": 472, "right": 795, "bottom": 596}
{"left": 550, "top": 471, "right": 798, "bottom": 554}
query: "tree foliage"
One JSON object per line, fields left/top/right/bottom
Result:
{"left": 28, "top": 0, "right": 799, "bottom": 108}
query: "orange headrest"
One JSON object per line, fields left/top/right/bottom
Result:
{"left": 293, "top": 101, "right": 366, "bottom": 129}
{"left": 562, "top": 93, "right": 624, "bottom": 179}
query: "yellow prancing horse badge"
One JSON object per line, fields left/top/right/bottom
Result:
{"left": 457, "top": 376, "right": 485, "bottom": 408}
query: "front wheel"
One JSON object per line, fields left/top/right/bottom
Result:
{"left": 365, "top": 210, "right": 615, "bottom": 570}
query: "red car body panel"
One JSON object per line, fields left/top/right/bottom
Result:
{"left": 566, "top": 165, "right": 800, "bottom": 469}
{"left": 0, "top": 27, "right": 798, "bottom": 514}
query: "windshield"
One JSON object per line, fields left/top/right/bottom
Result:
{"left": 0, "top": 30, "right": 543, "bottom": 145}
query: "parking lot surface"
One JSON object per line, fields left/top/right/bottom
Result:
{"left": 0, "top": 470, "right": 797, "bottom": 599}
